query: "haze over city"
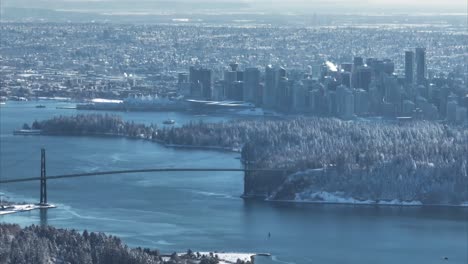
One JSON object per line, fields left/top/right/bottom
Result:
{"left": 3, "top": 0, "right": 466, "bottom": 14}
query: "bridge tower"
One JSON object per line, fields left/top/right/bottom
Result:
{"left": 243, "top": 150, "right": 252, "bottom": 196}
{"left": 39, "top": 148, "right": 47, "bottom": 205}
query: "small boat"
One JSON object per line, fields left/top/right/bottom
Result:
{"left": 35, "top": 105, "right": 46, "bottom": 108}
{"left": 163, "top": 119, "right": 176, "bottom": 125}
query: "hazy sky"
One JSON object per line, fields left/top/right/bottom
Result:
{"left": 3, "top": 0, "right": 466, "bottom": 14}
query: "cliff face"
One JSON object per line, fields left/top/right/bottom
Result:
{"left": 243, "top": 170, "right": 288, "bottom": 199}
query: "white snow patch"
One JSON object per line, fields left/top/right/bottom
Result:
{"left": 378, "top": 199, "right": 423, "bottom": 206}
{"left": 163, "top": 252, "right": 257, "bottom": 264}
{"left": 198, "top": 252, "right": 255, "bottom": 263}
{"left": 293, "top": 191, "right": 424, "bottom": 206}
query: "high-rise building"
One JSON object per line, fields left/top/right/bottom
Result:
{"left": 405, "top": 51, "right": 415, "bottom": 84}
{"left": 231, "top": 81, "right": 244, "bottom": 101}
{"left": 275, "top": 68, "right": 287, "bottom": 109}
{"left": 353, "top": 57, "right": 364, "bottom": 68}
{"left": 292, "top": 81, "right": 307, "bottom": 113}
{"left": 336, "top": 85, "right": 354, "bottom": 119}
{"left": 342, "top": 88, "right": 355, "bottom": 120}
{"left": 189, "top": 66, "right": 212, "bottom": 99}
{"left": 243, "top": 67, "right": 260, "bottom": 103}
{"left": 341, "top": 71, "right": 352, "bottom": 88}
{"left": 224, "top": 69, "right": 238, "bottom": 100}
{"left": 263, "top": 65, "right": 276, "bottom": 109}
{"left": 384, "top": 75, "right": 401, "bottom": 105}
{"left": 276, "top": 76, "right": 290, "bottom": 112}
{"left": 356, "top": 66, "right": 372, "bottom": 91}
{"left": 178, "top": 73, "right": 189, "bottom": 83}
{"left": 212, "top": 80, "right": 225, "bottom": 101}
{"left": 415, "top": 47, "right": 426, "bottom": 85}
{"left": 354, "top": 89, "right": 369, "bottom": 116}
{"left": 382, "top": 59, "right": 395, "bottom": 75}
{"left": 177, "top": 73, "right": 191, "bottom": 96}
{"left": 341, "top": 63, "right": 353, "bottom": 72}
{"left": 310, "top": 64, "right": 322, "bottom": 81}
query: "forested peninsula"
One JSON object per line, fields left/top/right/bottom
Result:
{"left": 26, "top": 114, "right": 468, "bottom": 206}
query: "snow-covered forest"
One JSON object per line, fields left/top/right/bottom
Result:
{"left": 0, "top": 224, "right": 240, "bottom": 264}
{"left": 30, "top": 114, "right": 468, "bottom": 205}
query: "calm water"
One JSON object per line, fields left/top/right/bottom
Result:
{"left": 0, "top": 101, "right": 467, "bottom": 264}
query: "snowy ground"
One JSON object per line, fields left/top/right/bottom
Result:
{"left": 293, "top": 191, "right": 424, "bottom": 206}
{"left": 289, "top": 191, "right": 468, "bottom": 206}
{"left": 199, "top": 252, "right": 256, "bottom": 263}
{"left": 162, "top": 252, "right": 258, "bottom": 263}
{"left": 0, "top": 204, "right": 56, "bottom": 215}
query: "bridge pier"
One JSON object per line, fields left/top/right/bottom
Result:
{"left": 39, "top": 148, "right": 48, "bottom": 206}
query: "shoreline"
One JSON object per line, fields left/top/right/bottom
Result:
{"left": 0, "top": 203, "right": 56, "bottom": 216}
{"left": 267, "top": 199, "right": 468, "bottom": 208}
{"left": 14, "top": 130, "right": 242, "bottom": 153}
{"left": 242, "top": 194, "right": 468, "bottom": 208}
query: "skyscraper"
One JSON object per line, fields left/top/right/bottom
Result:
{"left": 243, "top": 67, "right": 260, "bottom": 103}
{"left": 263, "top": 65, "right": 276, "bottom": 109}
{"left": 189, "top": 66, "right": 212, "bottom": 99}
{"left": 224, "top": 70, "right": 237, "bottom": 100}
{"left": 415, "top": 47, "right": 426, "bottom": 85}
{"left": 275, "top": 67, "right": 287, "bottom": 109}
{"left": 356, "top": 66, "right": 372, "bottom": 91}
{"left": 341, "top": 71, "right": 352, "bottom": 88}
{"left": 405, "top": 51, "right": 415, "bottom": 85}
{"left": 353, "top": 57, "right": 364, "bottom": 68}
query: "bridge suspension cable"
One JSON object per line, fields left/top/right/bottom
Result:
{"left": 0, "top": 168, "right": 288, "bottom": 184}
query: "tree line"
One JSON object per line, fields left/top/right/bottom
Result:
{"left": 0, "top": 224, "right": 254, "bottom": 264}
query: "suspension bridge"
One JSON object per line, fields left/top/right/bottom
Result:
{"left": 0, "top": 148, "right": 289, "bottom": 206}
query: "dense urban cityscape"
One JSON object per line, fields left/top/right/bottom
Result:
{"left": 1, "top": 22, "right": 467, "bottom": 123}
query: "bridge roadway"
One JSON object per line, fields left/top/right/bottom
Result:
{"left": 0, "top": 168, "right": 289, "bottom": 184}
